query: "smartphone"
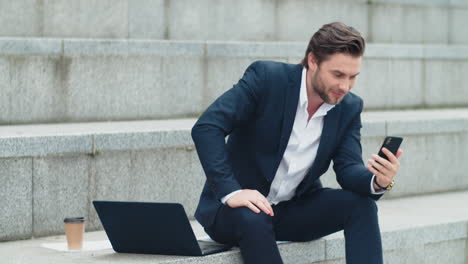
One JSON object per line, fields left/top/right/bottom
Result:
{"left": 377, "top": 136, "right": 403, "bottom": 160}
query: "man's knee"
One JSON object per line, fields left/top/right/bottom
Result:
{"left": 349, "top": 194, "right": 378, "bottom": 216}
{"left": 228, "top": 207, "right": 273, "bottom": 233}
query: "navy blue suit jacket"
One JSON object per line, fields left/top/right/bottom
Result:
{"left": 192, "top": 61, "right": 382, "bottom": 228}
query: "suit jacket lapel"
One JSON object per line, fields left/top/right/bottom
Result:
{"left": 270, "top": 65, "right": 302, "bottom": 182}
{"left": 312, "top": 104, "right": 341, "bottom": 171}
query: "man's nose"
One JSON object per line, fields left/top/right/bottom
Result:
{"left": 338, "top": 81, "right": 350, "bottom": 92}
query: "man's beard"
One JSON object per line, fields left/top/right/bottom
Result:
{"left": 311, "top": 71, "right": 343, "bottom": 105}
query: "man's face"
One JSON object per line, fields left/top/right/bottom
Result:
{"left": 308, "top": 53, "right": 362, "bottom": 105}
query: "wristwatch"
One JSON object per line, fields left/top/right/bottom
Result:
{"left": 374, "top": 177, "right": 395, "bottom": 191}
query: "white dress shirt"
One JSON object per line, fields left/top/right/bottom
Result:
{"left": 221, "top": 67, "right": 384, "bottom": 205}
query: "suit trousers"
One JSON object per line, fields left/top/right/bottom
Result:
{"left": 204, "top": 188, "right": 383, "bottom": 264}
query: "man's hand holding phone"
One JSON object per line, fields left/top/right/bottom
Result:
{"left": 367, "top": 148, "right": 403, "bottom": 191}
{"left": 367, "top": 136, "right": 404, "bottom": 191}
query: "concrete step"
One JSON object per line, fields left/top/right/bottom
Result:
{"left": 1, "top": 109, "right": 468, "bottom": 241}
{"left": 1, "top": 38, "right": 468, "bottom": 124}
{"left": 0, "top": 0, "right": 467, "bottom": 44}
{"left": 1, "top": 190, "right": 467, "bottom": 264}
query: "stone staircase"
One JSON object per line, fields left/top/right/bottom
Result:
{"left": 1, "top": 0, "right": 467, "bottom": 263}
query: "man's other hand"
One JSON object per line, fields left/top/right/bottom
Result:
{"left": 226, "top": 189, "right": 274, "bottom": 216}
{"left": 367, "top": 148, "right": 403, "bottom": 190}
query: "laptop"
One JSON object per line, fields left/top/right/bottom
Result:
{"left": 93, "top": 201, "right": 232, "bottom": 256}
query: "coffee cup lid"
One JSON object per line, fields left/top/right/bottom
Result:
{"left": 64, "top": 217, "right": 85, "bottom": 223}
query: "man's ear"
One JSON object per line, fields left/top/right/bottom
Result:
{"left": 308, "top": 53, "right": 318, "bottom": 72}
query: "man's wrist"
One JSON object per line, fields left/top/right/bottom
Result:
{"left": 373, "top": 181, "right": 382, "bottom": 192}
{"left": 373, "top": 176, "right": 395, "bottom": 191}
{"left": 370, "top": 175, "right": 385, "bottom": 194}
{"left": 221, "top": 190, "right": 242, "bottom": 204}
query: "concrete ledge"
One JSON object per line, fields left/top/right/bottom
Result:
{"left": 365, "top": 44, "right": 468, "bottom": 59}
{"left": 209, "top": 42, "right": 468, "bottom": 60}
{"left": 362, "top": 108, "right": 468, "bottom": 136}
{"left": 2, "top": 109, "right": 468, "bottom": 158}
{"left": 1, "top": 39, "right": 468, "bottom": 124}
{"left": 63, "top": 39, "right": 205, "bottom": 57}
{"left": 0, "top": 119, "right": 195, "bottom": 158}
{"left": 2, "top": 38, "right": 468, "bottom": 59}
{"left": 370, "top": 0, "right": 468, "bottom": 7}
{"left": 0, "top": 38, "right": 62, "bottom": 56}
{"left": 2, "top": 109, "right": 468, "bottom": 241}
{"left": 1, "top": 191, "right": 467, "bottom": 264}
{"left": 370, "top": 0, "right": 447, "bottom": 6}
{"left": 206, "top": 41, "right": 304, "bottom": 57}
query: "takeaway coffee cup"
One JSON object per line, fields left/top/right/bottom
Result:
{"left": 64, "top": 217, "right": 85, "bottom": 250}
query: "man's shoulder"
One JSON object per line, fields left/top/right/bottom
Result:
{"left": 249, "top": 60, "right": 301, "bottom": 76}
{"left": 339, "top": 92, "right": 364, "bottom": 112}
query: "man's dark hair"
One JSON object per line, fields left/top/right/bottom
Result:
{"left": 301, "top": 22, "right": 365, "bottom": 68}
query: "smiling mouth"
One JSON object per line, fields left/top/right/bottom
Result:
{"left": 332, "top": 92, "right": 344, "bottom": 98}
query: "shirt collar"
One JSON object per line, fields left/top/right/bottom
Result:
{"left": 300, "top": 67, "right": 335, "bottom": 118}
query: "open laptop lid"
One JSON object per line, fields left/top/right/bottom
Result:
{"left": 93, "top": 201, "right": 202, "bottom": 256}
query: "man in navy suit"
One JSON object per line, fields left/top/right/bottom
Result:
{"left": 192, "top": 22, "right": 403, "bottom": 264}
